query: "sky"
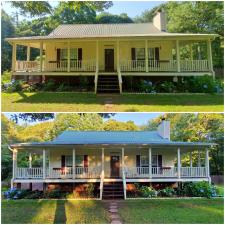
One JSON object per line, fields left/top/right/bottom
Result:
{"left": 2, "top": 1, "right": 164, "bottom": 20}
{"left": 3, "top": 113, "right": 163, "bottom": 126}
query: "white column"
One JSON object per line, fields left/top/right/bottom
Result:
{"left": 190, "top": 152, "right": 192, "bottom": 168}
{"left": 205, "top": 149, "right": 210, "bottom": 178}
{"left": 198, "top": 151, "right": 201, "bottom": 167}
{"left": 177, "top": 148, "right": 181, "bottom": 178}
{"left": 12, "top": 149, "right": 17, "bottom": 179}
{"left": 207, "top": 39, "right": 213, "bottom": 72}
{"left": 12, "top": 43, "right": 17, "bottom": 72}
{"left": 40, "top": 42, "right": 43, "bottom": 72}
{"left": 149, "top": 147, "right": 152, "bottom": 179}
{"left": 27, "top": 46, "right": 30, "bottom": 61}
{"left": 73, "top": 148, "right": 76, "bottom": 179}
{"left": 67, "top": 42, "right": 70, "bottom": 72}
{"left": 190, "top": 43, "right": 193, "bottom": 60}
{"left": 29, "top": 153, "right": 32, "bottom": 168}
{"left": 102, "top": 148, "right": 104, "bottom": 175}
{"left": 96, "top": 41, "right": 99, "bottom": 73}
{"left": 117, "top": 40, "right": 120, "bottom": 72}
{"left": 145, "top": 40, "right": 149, "bottom": 72}
{"left": 122, "top": 147, "right": 125, "bottom": 171}
{"left": 43, "top": 149, "right": 46, "bottom": 179}
{"left": 176, "top": 40, "right": 181, "bottom": 72}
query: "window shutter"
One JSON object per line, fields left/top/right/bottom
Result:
{"left": 136, "top": 155, "right": 140, "bottom": 167}
{"left": 61, "top": 155, "right": 65, "bottom": 168}
{"left": 131, "top": 48, "right": 136, "bottom": 60}
{"left": 78, "top": 48, "right": 82, "bottom": 61}
{"left": 84, "top": 155, "right": 88, "bottom": 168}
{"left": 158, "top": 155, "right": 162, "bottom": 168}
{"left": 155, "top": 47, "right": 159, "bottom": 61}
{"left": 57, "top": 49, "right": 61, "bottom": 61}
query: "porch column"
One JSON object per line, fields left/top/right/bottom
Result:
{"left": 117, "top": 40, "right": 120, "bottom": 72}
{"left": 12, "top": 149, "right": 17, "bottom": 179}
{"left": 207, "top": 39, "right": 213, "bottom": 73}
{"left": 149, "top": 147, "right": 152, "bottom": 179}
{"left": 40, "top": 42, "right": 43, "bottom": 72}
{"left": 12, "top": 43, "right": 17, "bottom": 72}
{"left": 73, "top": 148, "right": 76, "bottom": 179}
{"left": 122, "top": 147, "right": 125, "bottom": 172}
{"left": 205, "top": 149, "right": 210, "bottom": 178}
{"left": 190, "top": 43, "right": 193, "bottom": 60}
{"left": 96, "top": 41, "right": 99, "bottom": 73}
{"left": 198, "top": 151, "right": 201, "bottom": 167}
{"left": 176, "top": 40, "right": 181, "bottom": 72}
{"left": 177, "top": 147, "right": 181, "bottom": 178}
{"left": 27, "top": 46, "right": 30, "bottom": 61}
{"left": 145, "top": 40, "right": 149, "bottom": 72}
{"left": 43, "top": 149, "right": 46, "bottom": 179}
{"left": 67, "top": 41, "right": 71, "bottom": 72}
{"left": 29, "top": 153, "right": 32, "bottom": 168}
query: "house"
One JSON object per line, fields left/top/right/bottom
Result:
{"left": 6, "top": 10, "right": 217, "bottom": 93}
{"left": 10, "top": 120, "right": 213, "bottom": 199}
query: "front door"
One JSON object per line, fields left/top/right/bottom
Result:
{"left": 105, "top": 49, "right": 114, "bottom": 72}
{"left": 110, "top": 156, "right": 120, "bottom": 178}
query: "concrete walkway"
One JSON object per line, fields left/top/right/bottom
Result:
{"left": 105, "top": 200, "right": 123, "bottom": 224}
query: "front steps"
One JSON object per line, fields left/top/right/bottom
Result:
{"left": 102, "top": 182, "right": 124, "bottom": 199}
{"left": 97, "top": 75, "right": 120, "bottom": 93}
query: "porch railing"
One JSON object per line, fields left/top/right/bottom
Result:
{"left": 16, "top": 167, "right": 43, "bottom": 179}
{"left": 180, "top": 60, "right": 209, "bottom": 71}
{"left": 15, "top": 61, "right": 40, "bottom": 72}
{"left": 181, "top": 167, "right": 206, "bottom": 177}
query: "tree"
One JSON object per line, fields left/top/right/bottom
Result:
{"left": 11, "top": 113, "right": 55, "bottom": 123}
{"left": 103, "top": 119, "right": 139, "bottom": 131}
{"left": 1, "top": 10, "right": 15, "bottom": 72}
{"left": 96, "top": 13, "right": 133, "bottom": 24}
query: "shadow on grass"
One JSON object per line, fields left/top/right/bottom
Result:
{"left": 53, "top": 200, "right": 67, "bottom": 224}
{"left": 13, "top": 92, "right": 223, "bottom": 106}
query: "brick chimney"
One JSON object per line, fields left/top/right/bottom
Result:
{"left": 153, "top": 9, "right": 167, "bottom": 32}
{"left": 157, "top": 119, "right": 170, "bottom": 140}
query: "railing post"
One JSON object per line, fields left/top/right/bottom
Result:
{"left": 12, "top": 43, "right": 17, "bottom": 72}
{"left": 73, "top": 148, "right": 76, "bottom": 179}
{"left": 40, "top": 42, "right": 43, "bottom": 72}
{"left": 117, "top": 40, "right": 120, "bottom": 73}
{"left": 149, "top": 147, "right": 152, "bottom": 179}
{"left": 95, "top": 41, "right": 99, "bottom": 93}
{"left": 176, "top": 40, "right": 181, "bottom": 72}
{"left": 27, "top": 46, "right": 30, "bottom": 61}
{"left": 207, "top": 39, "right": 214, "bottom": 78}
{"left": 205, "top": 149, "right": 210, "bottom": 179}
{"left": 12, "top": 149, "right": 17, "bottom": 179}
{"left": 145, "top": 40, "right": 149, "bottom": 72}
{"left": 29, "top": 153, "right": 32, "bottom": 169}
{"left": 177, "top": 147, "right": 181, "bottom": 178}
{"left": 67, "top": 41, "right": 70, "bottom": 72}
{"left": 43, "top": 149, "right": 46, "bottom": 179}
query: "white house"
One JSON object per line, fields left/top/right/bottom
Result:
{"left": 10, "top": 120, "right": 213, "bottom": 199}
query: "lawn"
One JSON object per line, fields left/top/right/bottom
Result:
{"left": 2, "top": 198, "right": 224, "bottom": 224}
{"left": 2, "top": 92, "right": 223, "bottom": 112}
{"left": 1, "top": 200, "right": 109, "bottom": 224}
{"left": 118, "top": 199, "right": 224, "bottom": 224}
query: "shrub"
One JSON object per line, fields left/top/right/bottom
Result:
{"left": 5, "top": 80, "right": 24, "bottom": 92}
{"left": 56, "top": 83, "right": 73, "bottom": 92}
{"left": 3, "top": 188, "right": 31, "bottom": 199}
{"left": 139, "top": 80, "right": 156, "bottom": 93}
{"left": 158, "top": 187, "right": 175, "bottom": 197}
{"left": 157, "top": 81, "right": 176, "bottom": 93}
{"left": 24, "top": 190, "right": 44, "bottom": 199}
{"left": 139, "top": 185, "right": 157, "bottom": 198}
{"left": 42, "top": 79, "right": 56, "bottom": 91}
{"left": 44, "top": 189, "right": 66, "bottom": 198}
{"left": 183, "top": 181, "right": 217, "bottom": 198}
{"left": 79, "top": 76, "right": 89, "bottom": 90}
{"left": 86, "top": 183, "right": 95, "bottom": 197}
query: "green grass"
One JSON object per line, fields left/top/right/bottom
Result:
{"left": 118, "top": 199, "right": 224, "bottom": 224}
{"left": 2, "top": 92, "right": 223, "bottom": 112}
{"left": 217, "top": 185, "right": 224, "bottom": 196}
{"left": 1, "top": 200, "right": 109, "bottom": 224}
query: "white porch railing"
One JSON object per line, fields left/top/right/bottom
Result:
{"left": 180, "top": 60, "right": 209, "bottom": 71}
{"left": 15, "top": 61, "right": 40, "bottom": 72}
{"left": 124, "top": 167, "right": 149, "bottom": 178}
{"left": 152, "top": 167, "right": 178, "bottom": 177}
{"left": 148, "top": 60, "right": 177, "bottom": 72}
{"left": 120, "top": 60, "right": 146, "bottom": 72}
{"left": 181, "top": 167, "right": 206, "bottom": 177}
{"left": 16, "top": 168, "right": 43, "bottom": 179}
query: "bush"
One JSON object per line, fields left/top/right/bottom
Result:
{"left": 42, "top": 79, "right": 56, "bottom": 91}
{"left": 3, "top": 188, "right": 31, "bottom": 199}
{"left": 4, "top": 80, "right": 24, "bottom": 92}
{"left": 24, "top": 190, "right": 44, "bottom": 199}
{"left": 157, "top": 81, "right": 176, "bottom": 93}
{"left": 183, "top": 181, "right": 217, "bottom": 198}
{"left": 56, "top": 83, "right": 73, "bottom": 92}
{"left": 44, "top": 189, "right": 66, "bottom": 199}
{"left": 139, "top": 80, "right": 156, "bottom": 93}
{"left": 86, "top": 183, "right": 95, "bottom": 197}
{"left": 139, "top": 185, "right": 157, "bottom": 198}
{"left": 158, "top": 187, "right": 175, "bottom": 197}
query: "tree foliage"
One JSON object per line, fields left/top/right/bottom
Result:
{"left": 96, "top": 13, "right": 133, "bottom": 24}
{"left": 103, "top": 119, "right": 139, "bottom": 131}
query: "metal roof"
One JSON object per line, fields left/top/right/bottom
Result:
{"left": 5, "top": 23, "right": 218, "bottom": 42}
{"left": 10, "top": 131, "right": 214, "bottom": 149}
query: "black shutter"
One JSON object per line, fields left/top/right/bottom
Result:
{"left": 78, "top": 48, "right": 82, "bottom": 68}
{"left": 84, "top": 155, "right": 88, "bottom": 168}
{"left": 57, "top": 49, "right": 61, "bottom": 68}
{"left": 61, "top": 155, "right": 65, "bottom": 168}
{"left": 158, "top": 155, "right": 162, "bottom": 168}
{"left": 131, "top": 48, "right": 136, "bottom": 60}
{"left": 155, "top": 47, "right": 159, "bottom": 61}
{"left": 136, "top": 155, "right": 140, "bottom": 167}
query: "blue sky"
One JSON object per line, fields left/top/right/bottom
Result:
{"left": 2, "top": 1, "right": 164, "bottom": 20}
{"left": 4, "top": 113, "right": 163, "bottom": 126}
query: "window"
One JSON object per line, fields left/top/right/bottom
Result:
{"left": 76, "top": 155, "right": 84, "bottom": 167}
{"left": 152, "top": 155, "right": 158, "bottom": 167}
{"left": 60, "top": 48, "right": 78, "bottom": 60}
{"left": 65, "top": 155, "right": 72, "bottom": 167}
{"left": 135, "top": 48, "right": 145, "bottom": 60}
{"left": 140, "top": 155, "right": 149, "bottom": 167}
{"left": 148, "top": 48, "right": 155, "bottom": 60}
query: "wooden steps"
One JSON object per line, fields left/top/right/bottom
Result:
{"left": 102, "top": 182, "right": 124, "bottom": 199}
{"left": 97, "top": 75, "right": 120, "bottom": 93}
